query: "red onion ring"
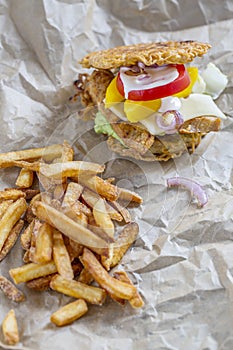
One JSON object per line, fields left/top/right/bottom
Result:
{"left": 156, "top": 110, "right": 184, "bottom": 134}
{"left": 167, "top": 177, "right": 208, "bottom": 208}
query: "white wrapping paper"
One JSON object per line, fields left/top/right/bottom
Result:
{"left": 0, "top": 1, "right": 233, "bottom": 349}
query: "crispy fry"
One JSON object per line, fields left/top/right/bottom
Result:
{"left": 61, "top": 140, "right": 74, "bottom": 162}
{"left": 23, "top": 250, "right": 31, "bottom": 263}
{"left": 0, "top": 144, "right": 64, "bottom": 168}
{"left": 78, "top": 268, "right": 93, "bottom": 285}
{"left": 111, "top": 200, "right": 132, "bottom": 223}
{"left": 50, "top": 299, "right": 88, "bottom": 327}
{"left": 53, "top": 183, "right": 67, "bottom": 200}
{"left": 0, "top": 198, "right": 27, "bottom": 252}
{"left": 0, "top": 200, "right": 13, "bottom": 220}
{"left": 15, "top": 168, "right": 34, "bottom": 188}
{"left": 2, "top": 309, "right": 19, "bottom": 345}
{"left": 32, "top": 201, "right": 110, "bottom": 255}
{"left": 39, "top": 161, "right": 105, "bottom": 180}
{"left": 114, "top": 271, "right": 144, "bottom": 308}
{"left": 20, "top": 220, "right": 34, "bottom": 250}
{"left": 26, "top": 274, "right": 56, "bottom": 291}
{"left": 0, "top": 275, "right": 25, "bottom": 302}
{"left": 11, "top": 160, "right": 41, "bottom": 171}
{"left": 82, "top": 188, "right": 122, "bottom": 221}
{"left": 117, "top": 187, "right": 143, "bottom": 204}
{"left": 25, "top": 193, "right": 41, "bottom": 223}
{"left": 63, "top": 236, "right": 83, "bottom": 261}
{"left": 81, "top": 248, "right": 137, "bottom": 300}
{"left": 0, "top": 220, "right": 24, "bottom": 262}
{"left": 9, "top": 261, "right": 57, "bottom": 284}
{"left": 28, "top": 219, "right": 42, "bottom": 262}
{"left": 78, "top": 176, "right": 119, "bottom": 201}
{"left": 50, "top": 274, "right": 106, "bottom": 305}
{"left": 0, "top": 188, "right": 25, "bottom": 201}
{"left": 62, "top": 182, "right": 83, "bottom": 206}
{"left": 52, "top": 229, "right": 74, "bottom": 280}
{"left": 21, "top": 188, "right": 40, "bottom": 200}
{"left": 34, "top": 223, "right": 53, "bottom": 264}
{"left": 93, "top": 198, "right": 115, "bottom": 239}
{"left": 101, "top": 222, "right": 138, "bottom": 271}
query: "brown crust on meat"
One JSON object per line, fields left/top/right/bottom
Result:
{"left": 80, "top": 41, "right": 211, "bottom": 70}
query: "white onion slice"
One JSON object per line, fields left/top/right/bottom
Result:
{"left": 156, "top": 111, "right": 184, "bottom": 134}
{"left": 167, "top": 177, "right": 208, "bottom": 208}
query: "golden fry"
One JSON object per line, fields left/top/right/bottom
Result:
{"left": 0, "top": 143, "right": 64, "bottom": 168}
{"left": 2, "top": 309, "right": 19, "bottom": 345}
{"left": 50, "top": 274, "right": 106, "bottom": 305}
{"left": 62, "top": 182, "right": 83, "bottom": 206}
{"left": 0, "top": 200, "right": 13, "bottom": 220}
{"left": 53, "top": 183, "right": 67, "bottom": 200}
{"left": 117, "top": 187, "right": 143, "bottom": 204}
{"left": 111, "top": 200, "right": 131, "bottom": 223}
{"left": 101, "top": 222, "right": 138, "bottom": 271}
{"left": 15, "top": 168, "right": 34, "bottom": 188}
{"left": 26, "top": 274, "right": 56, "bottom": 292}
{"left": 0, "top": 220, "right": 24, "bottom": 262}
{"left": 39, "top": 161, "right": 105, "bottom": 180}
{"left": 32, "top": 201, "right": 109, "bottom": 255}
{"left": 0, "top": 188, "right": 25, "bottom": 201}
{"left": 9, "top": 261, "right": 57, "bottom": 284}
{"left": 52, "top": 229, "right": 74, "bottom": 280}
{"left": 50, "top": 299, "right": 88, "bottom": 327}
{"left": 0, "top": 275, "right": 25, "bottom": 302}
{"left": 93, "top": 198, "right": 115, "bottom": 239}
{"left": 82, "top": 189, "right": 122, "bottom": 221}
{"left": 20, "top": 220, "right": 34, "bottom": 250}
{"left": 0, "top": 198, "right": 27, "bottom": 252}
{"left": 114, "top": 271, "right": 144, "bottom": 309}
{"left": 78, "top": 176, "right": 119, "bottom": 201}
{"left": 34, "top": 223, "right": 53, "bottom": 264}
{"left": 78, "top": 268, "right": 93, "bottom": 285}
{"left": 81, "top": 248, "right": 137, "bottom": 300}
{"left": 61, "top": 140, "right": 74, "bottom": 162}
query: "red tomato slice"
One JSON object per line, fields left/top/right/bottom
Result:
{"left": 116, "top": 64, "right": 190, "bottom": 101}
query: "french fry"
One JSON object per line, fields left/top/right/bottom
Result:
{"left": 53, "top": 183, "right": 67, "bottom": 200}
{"left": 39, "top": 161, "right": 105, "bottom": 180}
{"left": 21, "top": 188, "right": 40, "bottom": 200}
{"left": 2, "top": 309, "right": 19, "bottom": 345}
{"left": 26, "top": 274, "right": 56, "bottom": 292}
{"left": 114, "top": 271, "right": 144, "bottom": 309}
{"left": 93, "top": 198, "right": 115, "bottom": 239}
{"left": 101, "top": 222, "right": 138, "bottom": 271}
{"left": 117, "top": 187, "right": 143, "bottom": 204}
{"left": 20, "top": 220, "right": 34, "bottom": 250}
{"left": 78, "top": 268, "right": 93, "bottom": 285}
{"left": 0, "top": 198, "right": 27, "bottom": 252}
{"left": 0, "top": 143, "right": 64, "bottom": 168}
{"left": 50, "top": 274, "right": 106, "bottom": 305}
{"left": 10, "top": 160, "right": 41, "bottom": 172}
{"left": 0, "top": 188, "right": 25, "bottom": 201}
{"left": 25, "top": 193, "right": 41, "bottom": 223}
{"left": 111, "top": 200, "right": 132, "bottom": 223}
{"left": 33, "top": 223, "right": 53, "bottom": 264}
{"left": 0, "top": 200, "right": 13, "bottom": 220}
{"left": 9, "top": 261, "right": 57, "bottom": 284}
{"left": 82, "top": 188, "right": 122, "bottom": 221}
{"left": 61, "top": 140, "right": 74, "bottom": 162}
{"left": 52, "top": 229, "right": 74, "bottom": 280}
{"left": 80, "top": 248, "right": 137, "bottom": 300}
{"left": 23, "top": 250, "right": 31, "bottom": 263}
{"left": 15, "top": 168, "right": 34, "bottom": 188}
{"left": 62, "top": 182, "right": 83, "bottom": 207}
{"left": 0, "top": 275, "right": 25, "bottom": 302}
{"left": 0, "top": 220, "right": 24, "bottom": 262}
{"left": 63, "top": 236, "right": 83, "bottom": 261}
{"left": 78, "top": 176, "right": 119, "bottom": 201}
{"left": 28, "top": 219, "right": 42, "bottom": 262}
{"left": 51, "top": 299, "right": 88, "bottom": 327}
{"left": 32, "top": 201, "right": 110, "bottom": 255}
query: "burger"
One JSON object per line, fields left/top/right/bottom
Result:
{"left": 72, "top": 41, "right": 227, "bottom": 161}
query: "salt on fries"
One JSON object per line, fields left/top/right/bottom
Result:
{"left": 0, "top": 141, "right": 143, "bottom": 338}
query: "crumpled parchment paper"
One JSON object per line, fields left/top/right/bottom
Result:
{"left": 0, "top": 1, "right": 233, "bottom": 349}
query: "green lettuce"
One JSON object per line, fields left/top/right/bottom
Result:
{"left": 94, "top": 111, "right": 125, "bottom": 146}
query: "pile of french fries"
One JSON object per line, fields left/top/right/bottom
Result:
{"left": 0, "top": 141, "right": 144, "bottom": 343}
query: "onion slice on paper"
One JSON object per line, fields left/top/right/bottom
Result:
{"left": 167, "top": 177, "right": 208, "bottom": 208}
